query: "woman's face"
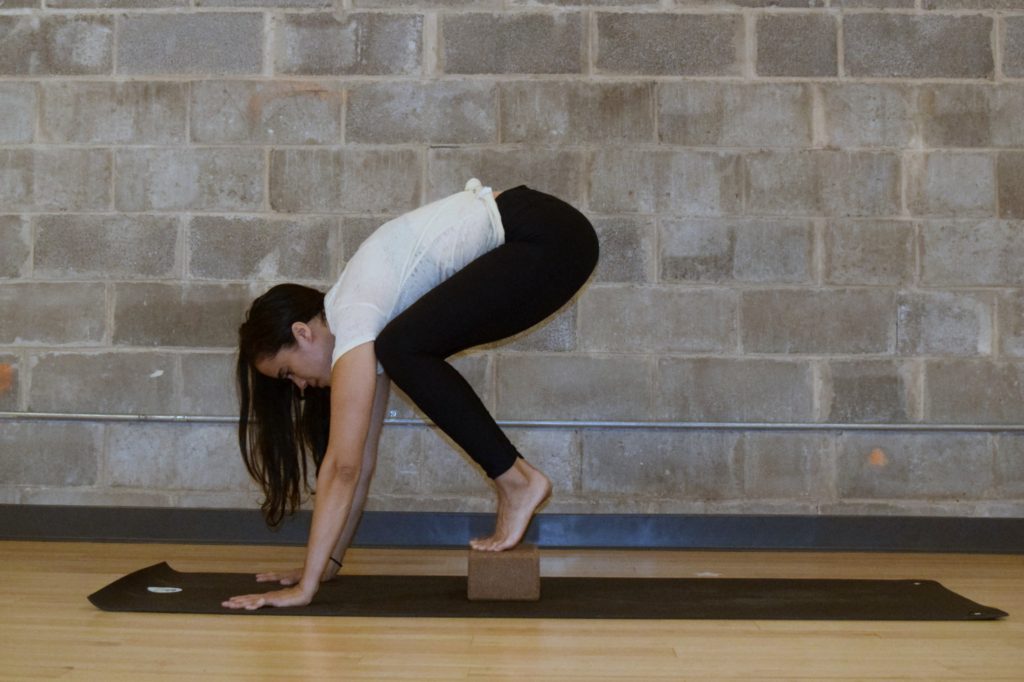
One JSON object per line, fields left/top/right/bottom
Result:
{"left": 254, "top": 317, "right": 334, "bottom": 392}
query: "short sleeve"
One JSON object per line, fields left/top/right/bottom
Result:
{"left": 327, "top": 302, "right": 387, "bottom": 373}
{"left": 323, "top": 238, "right": 399, "bottom": 375}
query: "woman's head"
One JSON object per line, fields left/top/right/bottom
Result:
{"left": 236, "top": 283, "right": 333, "bottom": 527}
{"left": 238, "top": 283, "right": 334, "bottom": 391}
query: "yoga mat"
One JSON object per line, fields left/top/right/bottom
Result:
{"left": 88, "top": 562, "right": 1008, "bottom": 620}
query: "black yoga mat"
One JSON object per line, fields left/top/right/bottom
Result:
{"left": 88, "top": 562, "right": 1007, "bottom": 620}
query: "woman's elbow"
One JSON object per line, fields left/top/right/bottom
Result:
{"left": 322, "top": 457, "right": 361, "bottom": 483}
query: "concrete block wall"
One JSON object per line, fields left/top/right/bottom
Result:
{"left": 1, "top": 0, "right": 1022, "bottom": 519}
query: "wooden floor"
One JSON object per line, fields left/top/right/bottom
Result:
{"left": 1, "top": 540, "right": 1022, "bottom": 681}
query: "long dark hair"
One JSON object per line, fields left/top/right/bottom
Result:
{"left": 237, "top": 283, "right": 332, "bottom": 527}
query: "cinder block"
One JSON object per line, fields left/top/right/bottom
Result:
{"left": 276, "top": 13, "right": 423, "bottom": 76}
{"left": 468, "top": 544, "right": 540, "bottom": 601}
{"left": 1006, "top": 16, "right": 1024, "bottom": 78}
{"left": 581, "top": 429, "right": 741, "bottom": 498}
{"left": 740, "top": 289, "right": 895, "bottom": 354}
{"left": 501, "top": 305, "right": 576, "bottom": 352}
{"left": 118, "top": 13, "right": 263, "bottom": 75}
{"left": 920, "top": 219, "right": 1024, "bottom": 286}
{"left": 590, "top": 216, "right": 655, "bottom": 284}
{"left": 495, "top": 355, "right": 650, "bottom": 421}
{"left": 824, "top": 220, "right": 914, "bottom": 286}
{"left": 906, "top": 152, "right": 996, "bottom": 218}
{"left": 189, "top": 215, "right": 336, "bottom": 281}
{"left": 370, "top": 428, "right": 422, "bottom": 496}
{"left": 917, "top": 84, "right": 992, "bottom": 148}
{"left": 40, "top": 81, "right": 187, "bottom": 144}
{"left": 916, "top": 84, "right": 1024, "bottom": 149}
{"left": 29, "top": 352, "right": 177, "bottom": 414}
{"left": 198, "top": 0, "right": 324, "bottom": 6}
{"left": 269, "top": 148, "right": 422, "bottom": 213}
{"left": 506, "top": 429, "right": 579, "bottom": 496}
{"left": 51, "top": 0, "right": 186, "bottom": 6}
{"left": 115, "top": 148, "right": 263, "bottom": 212}
{"left": 658, "top": 82, "right": 812, "bottom": 148}
{"left": 998, "top": 151, "right": 1024, "bottom": 219}
{"left": 0, "top": 83, "right": 36, "bottom": 143}
{"left": 0, "top": 283, "right": 106, "bottom": 345}
{"left": 994, "top": 434, "right": 1024, "bottom": 497}
{"left": 113, "top": 282, "right": 250, "bottom": 348}
{"left": 0, "top": 353, "right": 19, "bottom": 411}
{"left": 838, "top": 0, "right": 914, "bottom": 9}
{"left": 191, "top": 80, "right": 342, "bottom": 145}
{"left": 997, "top": 291, "right": 1024, "bottom": 358}
{"left": 896, "top": 290, "right": 993, "bottom": 356}
{"left": 348, "top": 81, "right": 496, "bottom": 144}
{"left": 921, "top": 0, "right": 1024, "bottom": 7}
{"left": 745, "top": 150, "right": 901, "bottom": 217}
{"left": 655, "top": 358, "right": 813, "bottom": 422}
{"left": 34, "top": 214, "right": 179, "bottom": 279}
{"left": 0, "top": 15, "right": 113, "bottom": 75}
{"left": 822, "top": 360, "right": 917, "bottom": 423}
{"left": 589, "top": 148, "right": 743, "bottom": 215}
{"left": 578, "top": 285, "right": 737, "bottom": 353}
{"left": 21, "top": 489, "right": 175, "bottom": 507}
{"left": 925, "top": 360, "right": 1024, "bottom": 424}
{"left": 837, "top": 432, "right": 994, "bottom": 500}
{"left": 0, "top": 421, "right": 101, "bottom": 487}
{"left": 844, "top": 14, "right": 993, "bottom": 78}
{"left": 359, "top": 0, "right": 488, "bottom": 6}
{"left": 106, "top": 422, "right": 244, "bottom": 490}
{"left": 418, "top": 425, "right": 496, "bottom": 495}
{"left": 821, "top": 84, "right": 915, "bottom": 149}
{"left": 342, "top": 215, "right": 393, "bottom": 261}
{"left": 426, "top": 148, "right": 585, "bottom": 207}
{"left": 992, "top": 88, "right": 1024, "bottom": 148}
{"left": 180, "top": 352, "right": 238, "bottom": 417}
{"left": 0, "top": 149, "right": 111, "bottom": 211}
{"left": 443, "top": 13, "right": 582, "bottom": 75}
{"left": 501, "top": 81, "right": 653, "bottom": 145}
{"left": 660, "top": 218, "right": 813, "bottom": 284}
{"left": 595, "top": 12, "right": 743, "bottom": 76}
{"left": 740, "top": 432, "right": 833, "bottom": 501}
{"left": 0, "top": 215, "right": 31, "bottom": 278}
{"left": 756, "top": 13, "right": 837, "bottom": 77}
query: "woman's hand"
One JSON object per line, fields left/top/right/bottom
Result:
{"left": 221, "top": 583, "right": 316, "bottom": 611}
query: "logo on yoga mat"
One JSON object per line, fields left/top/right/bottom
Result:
{"left": 147, "top": 586, "right": 183, "bottom": 594}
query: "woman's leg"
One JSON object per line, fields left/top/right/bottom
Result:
{"left": 375, "top": 187, "right": 598, "bottom": 549}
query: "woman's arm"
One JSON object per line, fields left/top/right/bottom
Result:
{"left": 252, "top": 367, "right": 391, "bottom": 587}
{"left": 222, "top": 341, "right": 380, "bottom": 610}
{"left": 325, "top": 368, "right": 390, "bottom": 574}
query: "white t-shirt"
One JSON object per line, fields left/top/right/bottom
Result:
{"left": 324, "top": 178, "right": 506, "bottom": 373}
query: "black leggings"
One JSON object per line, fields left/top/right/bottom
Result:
{"left": 374, "top": 185, "right": 599, "bottom": 479}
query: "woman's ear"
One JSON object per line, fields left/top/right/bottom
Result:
{"left": 292, "top": 321, "right": 312, "bottom": 344}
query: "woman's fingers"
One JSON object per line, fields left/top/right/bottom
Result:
{"left": 222, "top": 594, "right": 267, "bottom": 610}
{"left": 255, "top": 568, "right": 303, "bottom": 585}
{"left": 222, "top": 585, "right": 314, "bottom": 610}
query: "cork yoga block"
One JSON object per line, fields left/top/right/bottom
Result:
{"left": 467, "top": 543, "right": 541, "bottom": 601}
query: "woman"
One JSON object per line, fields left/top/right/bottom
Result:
{"left": 223, "top": 179, "right": 599, "bottom": 610}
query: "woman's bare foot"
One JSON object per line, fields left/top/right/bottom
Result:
{"left": 470, "top": 458, "right": 551, "bottom": 552}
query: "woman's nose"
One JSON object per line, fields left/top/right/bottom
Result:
{"left": 292, "top": 377, "right": 308, "bottom": 390}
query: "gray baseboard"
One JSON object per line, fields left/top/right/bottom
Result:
{"left": 1, "top": 505, "right": 1022, "bottom": 553}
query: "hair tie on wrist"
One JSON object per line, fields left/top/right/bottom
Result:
{"left": 329, "top": 557, "right": 342, "bottom": 568}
